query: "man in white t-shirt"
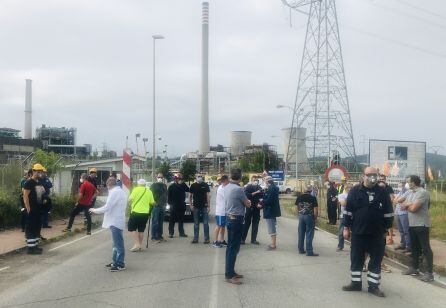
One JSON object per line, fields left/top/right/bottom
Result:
{"left": 337, "top": 184, "right": 352, "bottom": 252}
{"left": 213, "top": 175, "right": 229, "bottom": 248}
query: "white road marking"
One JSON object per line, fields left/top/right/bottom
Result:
{"left": 48, "top": 228, "right": 105, "bottom": 252}
{"left": 0, "top": 266, "right": 10, "bottom": 272}
{"left": 209, "top": 245, "right": 221, "bottom": 308}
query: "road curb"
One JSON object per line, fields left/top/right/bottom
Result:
{"left": 0, "top": 221, "right": 102, "bottom": 258}
{"left": 281, "top": 206, "right": 446, "bottom": 276}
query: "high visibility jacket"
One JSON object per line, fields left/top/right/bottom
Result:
{"left": 129, "top": 186, "right": 155, "bottom": 214}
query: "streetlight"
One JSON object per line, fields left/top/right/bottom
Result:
{"left": 152, "top": 34, "right": 165, "bottom": 182}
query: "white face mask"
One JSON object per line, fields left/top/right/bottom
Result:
{"left": 80, "top": 179, "right": 84, "bottom": 183}
{"left": 405, "top": 183, "right": 410, "bottom": 190}
{"left": 197, "top": 177, "right": 203, "bottom": 183}
{"left": 157, "top": 177, "right": 163, "bottom": 183}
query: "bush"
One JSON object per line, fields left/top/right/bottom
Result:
{"left": 0, "top": 188, "right": 21, "bottom": 230}
{"left": 51, "top": 194, "right": 75, "bottom": 219}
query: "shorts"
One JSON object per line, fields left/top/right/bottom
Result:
{"left": 215, "top": 215, "right": 226, "bottom": 227}
{"left": 128, "top": 213, "right": 150, "bottom": 232}
{"left": 265, "top": 218, "right": 277, "bottom": 235}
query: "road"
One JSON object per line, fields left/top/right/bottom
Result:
{"left": 1, "top": 202, "right": 445, "bottom": 307}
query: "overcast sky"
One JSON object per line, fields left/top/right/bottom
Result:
{"left": 0, "top": 0, "right": 445, "bottom": 157}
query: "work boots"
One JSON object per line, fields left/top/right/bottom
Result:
{"left": 342, "top": 282, "right": 362, "bottom": 292}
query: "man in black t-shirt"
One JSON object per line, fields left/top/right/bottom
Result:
{"left": 295, "top": 185, "right": 319, "bottom": 256}
{"left": 242, "top": 176, "right": 263, "bottom": 245}
{"left": 167, "top": 173, "right": 190, "bottom": 238}
{"left": 189, "top": 174, "right": 211, "bottom": 244}
{"left": 23, "top": 163, "right": 46, "bottom": 254}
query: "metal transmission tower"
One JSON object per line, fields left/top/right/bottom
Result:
{"left": 281, "top": 0, "right": 356, "bottom": 173}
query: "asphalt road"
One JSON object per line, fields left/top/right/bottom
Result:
{"left": 1, "top": 201, "right": 446, "bottom": 307}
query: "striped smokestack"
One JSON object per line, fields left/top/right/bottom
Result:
{"left": 199, "top": 1, "right": 210, "bottom": 154}
{"left": 24, "top": 79, "right": 32, "bottom": 139}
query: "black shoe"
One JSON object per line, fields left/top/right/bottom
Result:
{"left": 169, "top": 234, "right": 174, "bottom": 238}
{"left": 105, "top": 263, "right": 114, "bottom": 268}
{"left": 241, "top": 241, "right": 246, "bottom": 245}
{"left": 251, "top": 241, "right": 260, "bottom": 245}
{"left": 306, "top": 253, "right": 319, "bottom": 257}
{"left": 42, "top": 225, "right": 52, "bottom": 229}
{"left": 191, "top": 239, "right": 198, "bottom": 244}
{"left": 342, "top": 283, "right": 362, "bottom": 292}
{"left": 368, "top": 287, "right": 385, "bottom": 297}
{"left": 40, "top": 236, "right": 47, "bottom": 241}
{"left": 110, "top": 265, "right": 126, "bottom": 272}
{"left": 220, "top": 240, "right": 228, "bottom": 246}
{"left": 204, "top": 239, "right": 210, "bottom": 244}
{"left": 298, "top": 250, "right": 306, "bottom": 254}
{"left": 27, "top": 248, "right": 43, "bottom": 255}
{"left": 179, "top": 234, "right": 188, "bottom": 238}
{"left": 86, "top": 231, "right": 91, "bottom": 235}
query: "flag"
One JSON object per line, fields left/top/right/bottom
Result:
{"left": 428, "top": 166, "right": 434, "bottom": 181}
{"left": 391, "top": 161, "right": 399, "bottom": 177}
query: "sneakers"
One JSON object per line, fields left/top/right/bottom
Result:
{"left": 86, "top": 231, "right": 91, "bottom": 235}
{"left": 251, "top": 241, "right": 260, "bottom": 245}
{"left": 336, "top": 247, "right": 343, "bottom": 252}
{"left": 381, "top": 263, "right": 391, "bottom": 273}
{"left": 306, "top": 253, "right": 319, "bottom": 257}
{"left": 168, "top": 234, "right": 174, "bottom": 238}
{"left": 402, "top": 267, "right": 420, "bottom": 276}
{"left": 368, "top": 287, "right": 385, "bottom": 297}
{"left": 212, "top": 241, "right": 222, "bottom": 248}
{"left": 110, "top": 265, "right": 126, "bottom": 272}
{"left": 130, "top": 245, "right": 142, "bottom": 252}
{"left": 420, "top": 273, "right": 434, "bottom": 282}
{"left": 342, "top": 283, "right": 362, "bottom": 292}
{"left": 220, "top": 240, "right": 228, "bottom": 246}
{"left": 105, "top": 263, "right": 114, "bottom": 268}
{"left": 298, "top": 250, "right": 306, "bottom": 254}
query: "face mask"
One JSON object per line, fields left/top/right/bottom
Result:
{"left": 80, "top": 179, "right": 84, "bottom": 183}
{"left": 157, "top": 178, "right": 163, "bottom": 183}
{"left": 37, "top": 172, "right": 43, "bottom": 178}
{"left": 254, "top": 180, "right": 259, "bottom": 185}
{"left": 364, "top": 175, "right": 378, "bottom": 187}
{"left": 197, "top": 177, "right": 203, "bottom": 183}
{"left": 405, "top": 183, "right": 410, "bottom": 190}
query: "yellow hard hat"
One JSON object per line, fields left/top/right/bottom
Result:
{"left": 89, "top": 168, "right": 97, "bottom": 173}
{"left": 32, "top": 163, "right": 45, "bottom": 171}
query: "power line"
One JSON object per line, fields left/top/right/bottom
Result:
{"left": 342, "top": 23, "right": 446, "bottom": 59}
{"left": 391, "top": 0, "right": 446, "bottom": 22}
{"left": 361, "top": 0, "right": 446, "bottom": 32}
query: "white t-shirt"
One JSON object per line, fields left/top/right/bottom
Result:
{"left": 338, "top": 192, "right": 348, "bottom": 218}
{"left": 215, "top": 184, "right": 227, "bottom": 216}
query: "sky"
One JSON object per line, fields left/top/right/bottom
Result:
{"left": 0, "top": 0, "right": 445, "bottom": 157}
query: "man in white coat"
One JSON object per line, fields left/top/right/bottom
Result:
{"left": 90, "top": 177, "right": 127, "bottom": 272}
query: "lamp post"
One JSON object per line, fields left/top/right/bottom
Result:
{"left": 152, "top": 34, "right": 165, "bottom": 181}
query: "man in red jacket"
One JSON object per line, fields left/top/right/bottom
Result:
{"left": 63, "top": 173, "right": 97, "bottom": 235}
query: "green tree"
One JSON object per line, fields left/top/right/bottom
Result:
{"left": 157, "top": 161, "right": 173, "bottom": 181}
{"left": 180, "top": 160, "right": 197, "bottom": 183}
{"left": 30, "top": 149, "right": 62, "bottom": 177}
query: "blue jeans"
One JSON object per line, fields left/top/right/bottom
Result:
{"left": 110, "top": 226, "right": 125, "bottom": 267}
{"left": 298, "top": 214, "right": 315, "bottom": 255}
{"left": 193, "top": 207, "right": 209, "bottom": 241}
{"left": 396, "top": 214, "right": 411, "bottom": 249}
{"left": 151, "top": 206, "right": 165, "bottom": 240}
{"left": 225, "top": 215, "right": 244, "bottom": 279}
{"left": 338, "top": 218, "right": 345, "bottom": 250}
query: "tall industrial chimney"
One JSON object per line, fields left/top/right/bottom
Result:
{"left": 24, "top": 79, "right": 32, "bottom": 139}
{"left": 199, "top": 1, "right": 210, "bottom": 153}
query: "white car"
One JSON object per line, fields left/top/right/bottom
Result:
{"left": 274, "top": 181, "right": 293, "bottom": 194}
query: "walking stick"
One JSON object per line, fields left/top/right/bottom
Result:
{"left": 146, "top": 215, "right": 151, "bottom": 248}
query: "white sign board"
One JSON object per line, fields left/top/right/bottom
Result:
{"left": 369, "top": 139, "right": 426, "bottom": 184}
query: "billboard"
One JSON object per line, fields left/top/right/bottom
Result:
{"left": 369, "top": 139, "right": 426, "bottom": 184}
{"left": 268, "top": 170, "right": 285, "bottom": 181}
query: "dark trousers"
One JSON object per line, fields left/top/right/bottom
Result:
{"left": 151, "top": 206, "right": 165, "bottom": 240}
{"left": 168, "top": 205, "right": 186, "bottom": 236}
{"left": 350, "top": 234, "right": 385, "bottom": 290}
{"left": 298, "top": 214, "right": 315, "bottom": 254}
{"left": 67, "top": 204, "right": 92, "bottom": 232}
{"left": 25, "top": 210, "right": 41, "bottom": 249}
{"left": 409, "top": 226, "right": 433, "bottom": 273}
{"left": 327, "top": 203, "right": 337, "bottom": 224}
{"left": 41, "top": 198, "right": 52, "bottom": 227}
{"left": 337, "top": 218, "right": 345, "bottom": 250}
{"left": 21, "top": 209, "right": 27, "bottom": 231}
{"left": 242, "top": 207, "right": 260, "bottom": 243}
{"left": 193, "top": 207, "right": 209, "bottom": 241}
{"left": 225, "top": 215, "right": 244, "bottom": 279}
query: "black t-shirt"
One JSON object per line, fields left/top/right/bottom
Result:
{"left": 150, "top": 182, "right": 168, "bottom": 206}
{"left": 244, "top": 184, "right": 263, "bottom": 206}
{"left": 23, "top": 178, "right": 39, "bottom": 211}
{"left": 295, "top": 193, "right": 318, "bottom": 215}
{"left": 190, "top": 182, "right": 210, "bottom": 207}
{"left": 168, "top": 182, "right": 190, "bottom": 207}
